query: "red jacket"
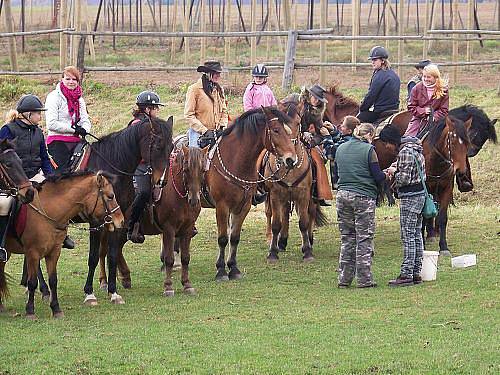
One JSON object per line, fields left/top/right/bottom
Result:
{"left": 407, "top": 82, "right": 449, "bottom": 135}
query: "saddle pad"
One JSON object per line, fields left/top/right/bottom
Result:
{"left": 8, "top": 203, "right": 27, "bottom": 238}
{"left": 374, "top": 113, "right": 399, "bottom": 139}
{"left": 71, "top": 143, "right": 91, "bottom": 172}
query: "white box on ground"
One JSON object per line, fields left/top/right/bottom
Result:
{"left": 451, "top": 254, "right": 477, "bottom": 268}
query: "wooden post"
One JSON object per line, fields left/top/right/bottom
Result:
{"left": 282, "top": 0, "right": 291, "bottom": 30}
{"left": 170, "top": 0, "right": 178, "bottom": 63}
{"left": 269, "top": 0, "right": 282, "bottom": 54}
{"left": 397, "top": 0, "right": 404, "bottom": 77}
{"left": 251, "top": 0, "right": 256, "bottom": 66}
{"left": 85, "top": 0, "right": 96, "bottom": 61}
{"left": 452, "top": 0, "right": 458, "bottom": 83}
{"left": 282, "top": 30, "right": 298, "bottom": 90}
{"left": 427, "top": 0, "right": 437, "bottom": 53}
{"left": 200, "top": 0, "right": 206, "bottom": 64}
{"left": 423, "top": 0, "right": 429, "bottom": 58}
{"left": 73, "top": 0, "right": 82, "bottom": 66}
{"left": 60, "top": 0, "right": 67, "bottom": 69}
{"left": 352, "top": 0, "right": 360, "bottom": 72}
{"left": 385, "top": 0, "right": 391, "bottom": 49}
{"left": 319, "top": 0, "right": 327, "bottom": 84}
{"left": 76, "top": 35, "right": 86, "bottom": 77}
{"left": 466, "top": 0, "right": 474, "bottom": 62}
{"left": 292, "top": 0, "right": 298, "bottom": 30}
{"left": 183, "top": 0, "right": 190, "bottom": 66}
{"left": 3, "top": 0, "right": 18, "bottom": 71}
{"left": 224, "top": 0, "right": 231, "bottom": 65}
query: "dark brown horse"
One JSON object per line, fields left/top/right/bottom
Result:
{"left": 206, "top": 107, "right": 297, "bottom": 281}
{"left": 0, "top": 139, "right": 35, "bottom": 204}
{"left": 0, "top": 171, "right": 124, "bottom": 318}
{"left": 422, "top": 116, "right": 472, "bottom": 255}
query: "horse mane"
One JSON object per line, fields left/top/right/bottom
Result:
{"left": 428, "top": 116, "right": 470, "bottom": 149}
{"left": 449, "top": 104, "right": 497, "bottom": 144}
{"left": 187, "top": 147, "right": 205, "bottom": 173}
{"left": 223, "top": 107, "right": 292, "bottom": 138}
{"left": 0, "top": 139, "right": 15, "bottom": 152}
{"left": 44, "top": 170, "right": 100, "bottom": 183}
{"left": 326, "top": 83, "right": 360, "bottom": 109}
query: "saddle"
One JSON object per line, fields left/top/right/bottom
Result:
{"left": 69, "top": 142, "right": 92, "bottom": 172}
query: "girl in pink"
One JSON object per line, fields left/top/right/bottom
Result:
{"left": 243, "top": 64, "right": 277, "bottom": 111}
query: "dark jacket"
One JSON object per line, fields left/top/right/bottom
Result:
{"left": 0, "top": 119, "right": 53, "bottom": 179}
{"left": 360, "top": 68, "right": 401, "bottom": 113}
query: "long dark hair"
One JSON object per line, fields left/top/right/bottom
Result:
{"left": 201, "top": 74, "right": 225, "bottom": 101}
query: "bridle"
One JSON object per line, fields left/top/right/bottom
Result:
{"left": 169, "top": 150, "right": 188, "bottom": 199}
{"left": 427, "top": 129, "right": 465, "bottom": 181}
{"left": 0, "top": 149, "right": 33, "bottom": 198}
{"left": 87, "top": 178, "right": 122, "bottom": 229}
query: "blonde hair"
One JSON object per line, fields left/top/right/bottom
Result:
{"left": 423, "top": 64, "right": 448, "bottom": 99}
{"left": 5, "top": 109, "right": 21, "bottom": 123}
{"left": 342, "top": 116, "right": 361, "bottom": 132}
{"left": 353, "top": 123, "right": 375, "bottom": 142}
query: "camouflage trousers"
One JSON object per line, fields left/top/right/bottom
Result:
{"left": 336, "top": 190, "right": 376, "bottom": 287}
{"left": 399, "top": 194, "right": 425, "bottom": 277}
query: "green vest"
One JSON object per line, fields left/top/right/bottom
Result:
{"left": 336, "top": 138, "right": 379, "bottom": 199}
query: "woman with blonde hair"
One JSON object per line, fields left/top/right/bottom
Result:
{"left": 333, "top": 123, "right": 388, "bottom": 288}
{"left": 405, "top": 64, "right": 449, "bottom": 137}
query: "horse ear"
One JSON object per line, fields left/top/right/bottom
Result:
{"left": 464, "top": 117, "right": 473, "bottom": 131}
{"left": 445, "top": 116, "right": 454, "bottom": 129}
{"left": 166, "top": 116, "right": 174, "bottom": 129}
{"left": 261, "top": 106, "right": 269, "bottom": 116}
{"left": 96, "top": 171, "right": 104, "bottom": 187}
{"left": 491, "top": 119, "right": 497, "bottom": 126}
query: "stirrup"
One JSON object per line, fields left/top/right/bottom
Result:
{"left": 0, "top": 247, "right": 7, "bottom": 262}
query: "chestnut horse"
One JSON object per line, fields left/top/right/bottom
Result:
{"left": 0, "top": 171, "right": 124, "bottom": 318}
{"left": 206, "top": 107, "right": 297, "bottom": 281}
{"left": 264, "top": 102, "right": 328, "bottom": 263}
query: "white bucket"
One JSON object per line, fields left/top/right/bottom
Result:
{"left": 421, "top": 251, "right": 439, "bottom": 281}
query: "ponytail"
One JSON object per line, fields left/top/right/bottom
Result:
{"left": 4, "top": 109, "right": 19, "bottom": 123}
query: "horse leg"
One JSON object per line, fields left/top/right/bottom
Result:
{"left": 117, "top": 248, "right": 131, "bottom": 289}
{"left": 45, "top": 249, "right": 63, "bottom": 318}
{"left": 278, "top": 202, "right": 290, "bottom": 252}
{"left": 162, "top": 228, "right": 175, "bottom": 297}
{"left": 0, "top": 262, "right": 6, "bottom": 312}
{"left": 36, "top": 262, "right": 50, "bottom": 301}
{"left": 25, "top": 253, "right": 39, "bottom": 319}
{"left": 267, "top": 199, "right": 283, "bottom": 264}
{"left": 98, "top": 232, "right": 108, "bottom": 290}
{"left": 227, "top": 209, "right": 250, "bottom": 280}
{"left": 215, "top": 205, "right": 229, "bottom": 281}
{"left": 179, "top": 233, "right": 195, "bottom": 295}
{"left": 298, "top": 200, "right": 314, "bottom": 262}
{"left": 437, "top": 205, "right": 452, "bottom": 256}
{"left": 107, "top": 232, "right": 126, "bottom": 304}
{"left": 83, "top": 229, "right": 101, "bottom": 306}
{"left": 265, "top": 198, "right": 273, "bottom": 243}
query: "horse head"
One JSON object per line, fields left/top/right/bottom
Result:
{"left": 180, "top": 145, "right": 208, "bottom": 207}
{"left": 93, "top": 171, "right": 125, "bottom": 231}
{"left": 445, "top": 116, "right": 472, "bottom": 177}
{"left": 323, "top": 84, "right": 360, "bottom": 126}
{"left": 261, "top": 106, "right": 297, "bottom": 169}
{"left": 0, "top": 139, "right": 34, "bottom": 203}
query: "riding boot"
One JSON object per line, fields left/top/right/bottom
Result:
{"left": 62, "top": 235, "right": 75, "bottom": 249}
{"left": 127, "top": 192, "right": 148, "bottom": 244}
{"left": 0, "top": 216, "right": 9, "bottom": 262}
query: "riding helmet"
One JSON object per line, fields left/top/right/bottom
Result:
{"left": 368, "top": 45, "right": 389, "bottom": 60}
{"left": 136, "top": 91, "right": 165, "bottom": 107}
{"left": 252, "top": 64, "right": 268, "bottom": 78}
{"left": 16, "top": 94, "right": 47, "bottom": 113}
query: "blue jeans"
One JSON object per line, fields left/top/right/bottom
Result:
{"left": 187, "top": 128, "right": 201, "bottom": 148}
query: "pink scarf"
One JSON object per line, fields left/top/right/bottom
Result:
{"left": 60, "top": 81, "right": 82, "bottom": 126}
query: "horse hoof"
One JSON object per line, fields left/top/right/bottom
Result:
{"left": 25, "top": 314, "right": 37, "bottom": 320}
{"left": 53, "top": 311, "right": 65, "bottom": 319}
{"left": 439, "top": 250, "right": 452, "bottom": 257}
{"left": 41, "top": 294, "right": 51, "bottom": 302}
{"left": 303, "top": 256, "right": 315, "bottom": 263}
{"left": 110, "top": 293, "right": 125, "bottom": 305}
{"left": 228, "top": 271, "right": 242, "bottom": 280}
{"left": 215, "top": 275, "right": 229, "bottom": 282}
{"left": 267, "top": 256, "right": 279, "bottom": 265}
{"left": 163, "top": 290, "right": 175, "bottom": 297}
{"left": 0, "top": 304, "right": 5, "bottom": 313}
{"left": 84, "top": 294, "right": 98, "bottom": 306}
{"left": 121, "top": 280, "right": 132, "bottom": 289}
{"left": 183, "top": 287, "right": 196, "bottom": 295}
{"left": 99, "top": 281, "right": 108, "bottom": 291}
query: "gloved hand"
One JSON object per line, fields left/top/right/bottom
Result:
{"left": 203, "top": 129, "right": 215, "bottom": 139}
{"left": 198, "top": 129, "right": 216, "bottom": 148}
{"left": 215, "top": 127, "right": 225, "bottom": 138}
{"left": 303, "top": 131, "right": 313, "bottom": 143}
{"left": 74, "top": 125, "right": 87, "bottom": 137}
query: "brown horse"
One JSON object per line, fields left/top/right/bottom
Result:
{"left": 422, "top": 116, "right": 472, "bottom": 255}
{"left": 205, "top": 106, "right": 297, "bottom": 281}
{"left": 0, "top": 171, "right": 124, "bottom": 318}
{"left": 264, "top": 102, "right": 328, "bottom": 263}
{"left": 323, "top": 84, "right": 360, "bottom": 126}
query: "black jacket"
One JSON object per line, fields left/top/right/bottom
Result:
{"left": 360, "top": 68, "right": 401, "bottom": 113}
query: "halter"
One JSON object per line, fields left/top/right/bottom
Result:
{"left": 427, "top": 130, "right": 459, "bottom": 181}
{"left": 0, "top": 149, "right": 33, "bottom": 197}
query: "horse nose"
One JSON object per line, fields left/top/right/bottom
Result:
{"left": 188, "top": 195, "right": 200, "bottom": 207}
{"left": 285, "top": 157, "right": 296, "bottom": 169}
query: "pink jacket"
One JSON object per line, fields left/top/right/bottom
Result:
{"left": 243, "top": 83, "right": 277, "bottom": 112}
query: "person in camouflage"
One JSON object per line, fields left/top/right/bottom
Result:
{"left": 334, "top": 123, "right": 388, "bottom": 288}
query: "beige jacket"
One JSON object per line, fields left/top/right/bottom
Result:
{"left": 184, "top": 78, "right": 228, "bottom": 134}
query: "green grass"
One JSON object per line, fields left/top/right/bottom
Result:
{"left": 0, "top": 79, "right": 499, "bottom": 374}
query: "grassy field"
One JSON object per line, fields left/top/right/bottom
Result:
{"left": 0, "top": 77, "right": 499, "bottom": 374}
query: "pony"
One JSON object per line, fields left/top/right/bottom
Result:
{"left": 0, "top": 139, "right": 35, "bottom": 204}
{"left": 422, "top": 116, "right": 472, "bottom": 255}
{"left": 264, "top": 101, "right": 328, "bottom": 263}
{"left": 206, "top": 106, "right": 297, "bottom": 281}
{"left": 0, "top": 171, "right": 124, "bottom": 318}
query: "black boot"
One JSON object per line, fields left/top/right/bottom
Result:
{"left": 62, "top": 235, "right": 75, "bottom": 249}
{"left": 0, "top": 216, "right": 9, "bottom": 262}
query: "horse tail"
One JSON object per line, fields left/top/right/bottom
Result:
{"left": 0, "top": 264, "right": 10, "bottom": 302}
{"left": 313, "top": 204, "right": 329, "bottom": 228}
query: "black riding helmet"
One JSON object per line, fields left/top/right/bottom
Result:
{"left": 16, "top": 94, "right": 46, "bottom": 113}
{"left": 368, "top": 45, "right": 389, "bottom": 60}
{"left": 252, "top": 64, "right": 268, "bottom": 78}
{"left": 136, "top": 91, "right": 165, "bottom": 107}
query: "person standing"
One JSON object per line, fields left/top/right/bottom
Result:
{"left": 184, "top": 61, "right": 228, "bottom": 148}
{"left": 0, "top": 95, "right": 53, "bottom": 262}
{"left": 243, "top": 64, "right": 277, "bottom": 111}
{"left": 405, "top": 64, "right": 449, "bottom": 137}
{"left": 334, "top": 123, "right": 388, "bottom": 288}
{"left": 386, "top": 136, "right": 426, "bottom": 286}
{"left": 358, "top": 46, "right": 401, "bottom": 124}
{"left": 45, "top": 66, "right": 92, "bottom": 172}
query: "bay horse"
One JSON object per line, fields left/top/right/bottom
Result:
{"left": 206, "top": 106, "right": 297, "bottom": 281}
{"left": 0, "top": 171, "right": 124, "bottom": 318}
{"left": 422, "top": 116, "right": 472, "bottom": 255}
{"left": 264, "top": 102, "right": 328, "bottom": 263}
{"left": 323, "top": 84, "right": 360, "bottom": 126}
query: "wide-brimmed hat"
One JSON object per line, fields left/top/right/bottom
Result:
{"left": 309, "top": 84, "right": 328, "bottom": 104}
{"left": 414, "top": 59, "right": 431, "bottom": 69}
{"left": 197, "top": 61, "right": 224, "bottom": 74}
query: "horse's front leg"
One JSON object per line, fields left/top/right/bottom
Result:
{"left": 278, "top": 200, "right": 291, "bottom": 252}
{"left": 215, "top": 205, "right": 230, "bottom": 281}
{"left": 227, "top": 205, "right": 251, "bottom": 280}
{"left": 20, "top": 258, "right": 49, "bottom": 300}
{"left": 267, "top": 197, "right": 283, "bottom": 264}
{"left": 265, "top": 198, "right": 273, "bottom": 243}
{"left": 437, "top": 206, "right": 451, "bottom": 256}
{"left": 162, "top": 228, "right": 175, "bottom": 297}
{"left": 179, "top": 230, "right": 195, "bottom": 295}
{"left": 98, "top": 232, "right": 109, "bottom": 290}
{"left": 117, "top": 247, "right": 131, "bottom": 289}
{"left": 45, "top": 247, "right": 63, "bottom": 318}
{"left": 25, "top": 252, "right": 39, "bottom": 319}
{"left": 0, "top": 262, "right": 6, "bottom": 312}
{"left": 298, "top": 199, "right": 313, "bottom": 262}
{"left": 107, "top": 232, "right": 126, "bottom": 304}
{"left": 83, "top": 229, "right": 102, "bottom": 306}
